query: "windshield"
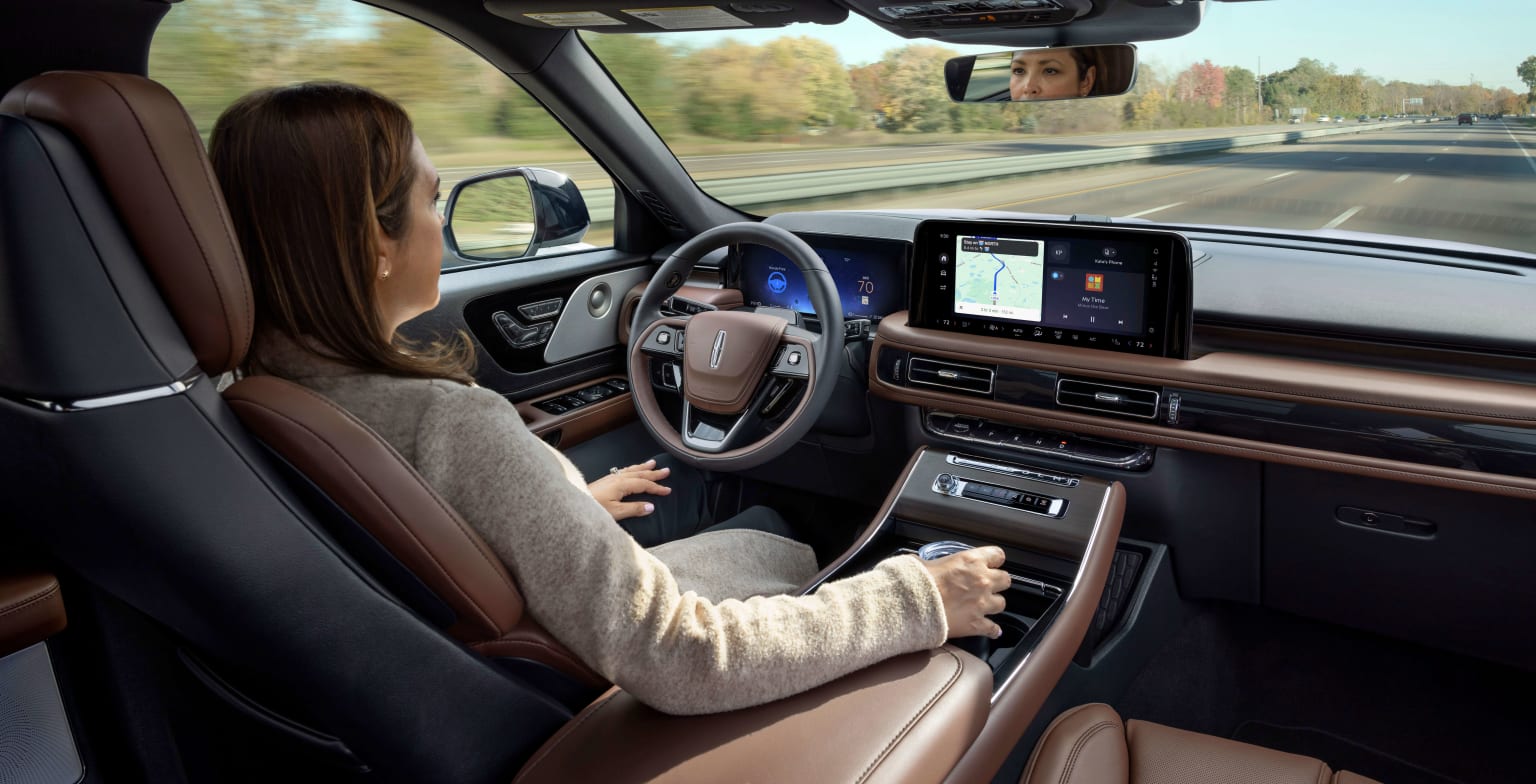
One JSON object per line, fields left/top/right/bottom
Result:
{"left": 587, "top": 0, "right": 1536, "bottom": 255}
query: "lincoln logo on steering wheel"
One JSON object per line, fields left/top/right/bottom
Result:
{"left": 710, "top": 330, "right": 727, "bottom": 369}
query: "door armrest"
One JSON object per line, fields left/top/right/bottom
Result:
{"left": 0, "top": 572, "right": 66, "bottom": 655}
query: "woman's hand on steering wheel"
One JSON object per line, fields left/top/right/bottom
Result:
{"left": 588, "top": 459, "right": 672, "bottom": 521}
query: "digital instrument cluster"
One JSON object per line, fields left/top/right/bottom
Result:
{"left": 736, "top": 234, "right": 910, "bottom": 322}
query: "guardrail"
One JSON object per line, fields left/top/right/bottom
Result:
{"left": 577, "top": 119, "right": 1426, "bottom": 220}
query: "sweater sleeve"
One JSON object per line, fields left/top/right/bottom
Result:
{"left": 411, "top": 384, "right": 948, "bottom": 716}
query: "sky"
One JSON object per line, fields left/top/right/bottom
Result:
{"left": 642, "top": 0, "right": 1530, "bottom": 92}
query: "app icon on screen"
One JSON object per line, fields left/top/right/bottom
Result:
{"left": 1085, "top": 273, "right": 1105, "bottom": 292}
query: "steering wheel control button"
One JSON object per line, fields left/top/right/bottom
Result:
{"left": 657, "top": 331, "right": 670, "bottom": 345}
{"left": 787, "top": 350, "right": 802, "bottom": 366}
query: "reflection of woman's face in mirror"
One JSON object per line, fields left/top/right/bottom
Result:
{"left": 1009, "top": 50, "right": 1096, "bottom": 101}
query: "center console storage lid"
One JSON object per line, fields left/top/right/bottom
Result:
{"left": 513, "top": 646, "right": 991, "bottom": 784}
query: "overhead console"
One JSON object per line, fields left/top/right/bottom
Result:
{"left": 845, "top": 0, "right": 1208, "bottom": 46}
{"left": 910, "top": 219, "right": 1193, "bottom": 358}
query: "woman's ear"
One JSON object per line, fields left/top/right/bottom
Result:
{"left": 374, "top": 220, "right": 399, "bottom": 280}
{"left": 1080, "top": 65, "right": 1097, "bottom": 97}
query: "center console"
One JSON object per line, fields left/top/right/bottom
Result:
{"left": 810, "top": 447, "right": 1124, "bottom": 691}
{"left": 805, "top": 446, "right": 1127, "bottom": 779}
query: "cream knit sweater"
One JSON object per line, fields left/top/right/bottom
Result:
{"left": 252, "top": 335, "right": 948, "bottom": 715}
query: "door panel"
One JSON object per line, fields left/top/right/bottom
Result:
{"left": 408, "top": 249, "right": 654, "bottom": 400}
{"left": 403, "top": 249, "right": 658, "bottom": 449}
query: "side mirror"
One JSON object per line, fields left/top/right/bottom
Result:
{"left": 444, "top": 167, "right": 590, "bottom": 262}
{"left": 945, "top": 44, "right": 1138, "bottom": 103}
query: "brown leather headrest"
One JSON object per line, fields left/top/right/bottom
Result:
{"left": 0, "top": 71, "right": 252, "bottom": 374}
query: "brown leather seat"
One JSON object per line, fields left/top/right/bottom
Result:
{"left": 1021, "top": 704, "right": 1382, "bottom": 784}
{"left": 1, "top": 70, "right": 601, "bottom": 689}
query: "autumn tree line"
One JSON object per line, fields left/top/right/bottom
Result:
{"left": 150, "top": 0, "right": 1534, "bottom": 154}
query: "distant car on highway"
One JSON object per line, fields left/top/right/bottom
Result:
{"left": 1316, "top": 115, "right": 1331, "bottom": 122}
{"left": 1333, "top": 115, "right": 1345, "bottom": 122}
{"left": 1357, "top": 115, "right": 1369, "bottom": 122}
{"left": 1458, "top": 113, "right": 1475, "bottom": 125}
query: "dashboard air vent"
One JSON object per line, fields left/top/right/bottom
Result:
{"left": 636, "top": 191, "right": 685, "bottom": 231}
{"left": 908, "top": 356, "right": 995, "bottom": 397}
{"left": 1056, "top": 377, "right": 1160, "bottom": 419}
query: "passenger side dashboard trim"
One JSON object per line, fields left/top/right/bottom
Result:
{"left": 873, "top": 312, "right": 1536, "bottom": 500}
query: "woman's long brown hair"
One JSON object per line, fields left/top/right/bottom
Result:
{"left": 210, "top": 82, "right": 472, "bottom": 383}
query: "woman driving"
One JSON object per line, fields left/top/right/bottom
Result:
{"left": 208, "top": 81, "right": 1011, "bottom": 716}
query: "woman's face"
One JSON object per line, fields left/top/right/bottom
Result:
{"left": 1009, "top": 51, "right": 1096, "bottom": 101}
{"left": 375, "top": 137, "right": 444, "bottom": 336}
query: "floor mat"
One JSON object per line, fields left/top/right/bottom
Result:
{"left": 1116, "top": 604, "right": 1536, "bottom": 784}
{"left": 1233, "top": 721, "right": 1464, "bottom": 784}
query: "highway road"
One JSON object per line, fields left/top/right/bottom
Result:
{"left": 450, "top": 120, "right": 1536, "bottom": 257}
{"left": 439, "top": 123, "right": 1415, "bottom": 187}
{"left": 802, "top": 120, "right": 1536, "bottom": 256}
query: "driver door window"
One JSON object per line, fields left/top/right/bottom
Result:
{"left": 149, "top": 0, "right": 615, "bottom": 268}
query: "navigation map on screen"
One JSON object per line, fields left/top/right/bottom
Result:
{"left": 954, "top": 235, "right": 1045, "bottom": 323}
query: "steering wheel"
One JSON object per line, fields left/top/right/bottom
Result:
{"left": 626, "top": 223, "right": 842, "bottom": 471}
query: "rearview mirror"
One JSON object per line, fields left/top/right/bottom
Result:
{"left": 945, "top": 44, "right": 1137, "bottom": 103}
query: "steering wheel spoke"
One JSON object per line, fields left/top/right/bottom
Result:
{"left": 637, "top": 316, "right": 689, "bottom": 359}
{"left": 768, "top": 338, "right": 813, "bottom": 380}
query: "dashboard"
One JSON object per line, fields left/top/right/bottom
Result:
{"left": 713, "top": 209, "right": 1536, "bottom": 501}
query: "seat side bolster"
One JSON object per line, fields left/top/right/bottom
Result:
{"left": 224, "top": 375, "right": 523, "bottom": 641}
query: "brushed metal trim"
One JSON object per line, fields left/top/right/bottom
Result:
{"left": 543, "top": 266, "right": 652, "bottom": 364}
{"left": 7, "top": 372, "right": 202, "bottom": 413}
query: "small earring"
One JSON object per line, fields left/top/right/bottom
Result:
{"left": 381, "top": 270, "right": 390, "bottom": 280}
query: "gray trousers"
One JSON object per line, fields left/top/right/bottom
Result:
{"left": 616, "top": 452, "right": 795, "bottom": 548}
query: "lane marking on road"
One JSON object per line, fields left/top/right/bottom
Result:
{"left": 1266, "top": 171, "right": 1296, "bottom": 181}
{"left": 1394, "top": 173, "right": 1411, "bottom": 184}
{"left": 1322, "top": 205, "right": 1364, "bottom": 229}
{"left": 1440, "top": 147, "right": 1451, "bottom": 151}
{"left": 1503, "top": 123, "right": 1536, "bottom": 176}
{"left": 1426, "top": 156, "right": 1436, "bottom": 162}
{"left": 981, "top": 166, "right": 1213, "bottom": 210}
{"left": 1334, "top": 156, "right": 1349, "bottom": 161}
{"left": 1125, "top": 202, "right": 1186, "bottom": 218}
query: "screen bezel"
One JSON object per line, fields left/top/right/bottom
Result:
{"left": 728, "top": 232, "right": 913, "bottom": 323}
{"left": 910, "top": 219, "right": 1193, "bottom": 358}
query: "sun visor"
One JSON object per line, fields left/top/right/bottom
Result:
{"left": 485, "top": 1, "right": 847, "bottom": 32}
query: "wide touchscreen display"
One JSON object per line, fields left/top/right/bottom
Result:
{"left": 912, "top": 220, "right": 1191, "bottom": 358}
{"left": 953, "top": 234, "right": 1146, "bottom": 336}
{"left": 739, "top": 236, "right": 908, "bottom": 321}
